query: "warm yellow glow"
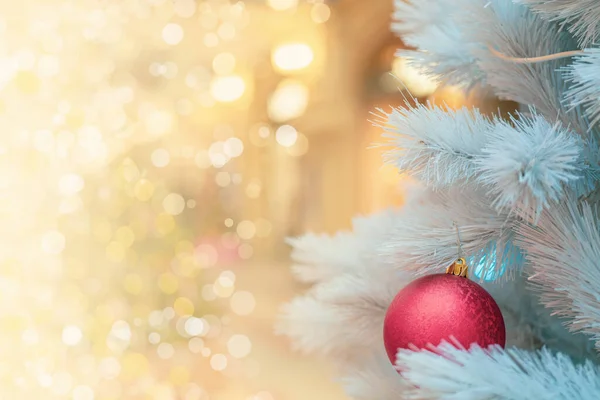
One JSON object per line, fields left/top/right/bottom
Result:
{"left": 311, "top": 3, "right": 331, "bottom": 23}
{"left": 286, "top": 133, "right": 309, "bottom": 157}
{"left": 267, "top": 0, "right": 298, "bottom": 11}
{"left": 271, "top": 43, "right": 314, "bottom": 72}
{"left": 392, "top": 58, "right": 439, "bottom": 97}
{"left": 162, "top": 23, "right": 184, "bottom": 45}
{"left": 428, "top": 85, "right": 467, "bottom": 109}
{"left": 268, "top": 79, "right": 309, "bottom": 122}
{"left": 212, "top": 52, "right": 236, "bottom": 75}
{"left": 275, "top": 125, "right": 298, "bottom": 147}
{"left": 209, "top": 75, "right": 246, "bottom": 102}
{"left": 203, "top": 32, "right": 219, "bottom": 47}
{"left": 174, "top": 0, "right": 197, "bottom": 18}
{"left": 0, "top": 0, "right": 456, "bottom": 398}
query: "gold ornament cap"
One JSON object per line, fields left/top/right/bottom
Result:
{"left": 446, "top": 258, "right": 469, "bottom": 278}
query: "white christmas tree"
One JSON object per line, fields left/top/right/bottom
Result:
{"left": 277, "top": 0, "right": 600, "bottom": 398}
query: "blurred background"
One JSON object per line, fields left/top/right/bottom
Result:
{"left": 0, "top": 1, "right": 512, "bottom": 399}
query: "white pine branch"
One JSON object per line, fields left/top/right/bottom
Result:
{"left": 516, "top": 197, "right": 600, "bottom": 350}
{"left": 576, "top": 136, "right": 600, "bottom": 198}
{"left": 381, "top": 104, "right": 591, "bottom": 206}
{"left": 391, "top": 0, "right": 484, "bottom": 87}
{"left": 277, "top": 210, "right": 410, "bottom": 364}
{"left": 341, "top": 352, "right": 410, "bottom": 400}
{"left": 379, "top": 103, "right": 494, "bottom": 188}
{"left": 518, "top": 0, "right": 600, "bottom": 48}
{"left": 459, "top": 0, "right": 588, "bottom": 134}
{"left": 482, "top": 271, "right": 598, "bottom": 361}
{"left": 564, "top": 49, "right": 600, "bottom": 129}
{"left": 476, "top": 112, "right": 583, "bottom": 218}
{"left": 391, "top": 0, "right": 448, "bottom": 35}
{"left": 287, "top": 232, "right": 359, "bottom": 283}
{"left": 276, "top": 269, "right": 409, "bottom": 364}
{"left": 287, "top": 209, "right": 402, "bottom": 283}
{"left": 378, "top": 186, "right": 519, "bottom": 280}
{"left": 396, "top": 342, "right": 600, "bottom": 399}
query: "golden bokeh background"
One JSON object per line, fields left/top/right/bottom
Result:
{"left": 0, "top": 1, "right": 509, "bottom": 399}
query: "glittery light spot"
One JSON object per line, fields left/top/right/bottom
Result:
{"left": 174, "top": 297, "right": 194, "bottom": 316}
{"left": 163, "top": 193, "right": 186, "bottom": 215}
{"left": 72, "top": 385, "right": 94, "bottom": 400}
{"left": 227, "top": 334, "right": 252, "bottom": 358}
{"left": 230, "top": 291, "right": 256, "bottom": 316}
{"left": 42, "top": 230, "right": 66, "bottom": 254}
{"left": 162, "top": 23, "right": 184, "bottom": 45}
{"left": 210, "top": 354, "right": 227, "bottom": 371}
{"left": 62, "top": 325, "right": 82, "bottom": 346}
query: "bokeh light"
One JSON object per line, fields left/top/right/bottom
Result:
{"left": 275, "top": 125, "right": 299, "bottom": 147}
{"left": 210, "top": 75, "right": 246, "bottom": 102}
{"left": 0, "top": 0, "right": 494, "bottom": 399}
{"left": 163, "top": 23, "right": 185, "bottom": 45}
{"left": 268, "top": 79, "right": 310, "bottom": 122}
{"left": 213, "top": 52, "right": 237, "bottom": 75}
{"left": 392, "top": 58, "right": 439, "bottom": 97}
{"left": 230, "top": 291, "right": 256, "bottom": 316}
{"left": 267, "top": 0, "right": 299, "bottom": 11}
{"left": 271, "top": 43, "right": 315, "bottom": 72}
{"left": 311, "top": 3, "right": 331, "bottom": 23}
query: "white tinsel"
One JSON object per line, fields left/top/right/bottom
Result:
{"left": 396, "top": 341, "right": 600, "bottom": 399}
{"left": 564, "top": 49, "right": 600, "bottom": 129}
{"left": 518, "top": 0, "right": 600, "bottom": 48}
{"left": 516, "top": 197, "right": 600, "bottom": 350}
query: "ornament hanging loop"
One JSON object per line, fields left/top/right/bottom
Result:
{"left": 448, "top": 222, "right": 469, "bottom": 278}
{"left": 446, "top": 257, "right": 469, "bottom": 278}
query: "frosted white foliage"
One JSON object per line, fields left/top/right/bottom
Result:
{"left": 380, "top": 103, "right": 493, "bottom": 187}
{"left": 287, "top": 209, "right": 402, "bottom": 283}
{"left": 516, "top": 198, "right": 600, "bottom": 350}
{"left": 391, "top": 0, "right": 483, "bottom": 87}
{"left": 396, "top": 341, "right": 600, "bottom": 399}
{"left": 341, "top": 353, "right": 409, "bottom": 400}
{"left": 459, "top": 0, "right": 587, "bottom": 133}
{"left": 518, "top": 0, "right": 600, "bottom": 48}
{"left": 476, "top": 114, "right": 582, "bottom": 217}
{"left": 382, "top": 102, "right": 592, "bottom": 208}
{"left": 379, "top": 186, "right": 518, "bottom": 279}
{"left": 287, "top": 232, "right": 358, "bottom": 283}
{"left": 276, "top": 268, "right": 409, "bottom": 363}
{"left": 564, "top": 49, "right": 600, "bottom": 129}
{"left": 391, "top": 0, "right": 448, "bottom": 35}
{"left": 281, "top": 0, "right": 600, "bottom": 395}
{"left": 277, "top": 210, "right": 411, "bottom": 365}
{"left": 392, "top": 0, "right": 588, "bottom": 135}
{"left": 576, "top": 135, "right": 600, "bottom": 197}
{"left": 482, "top": 272, "right": 598, "bottom": 361}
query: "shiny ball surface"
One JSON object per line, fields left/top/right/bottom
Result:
{"left": 383, "top": 273, "right": 505, "bottom": 363}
